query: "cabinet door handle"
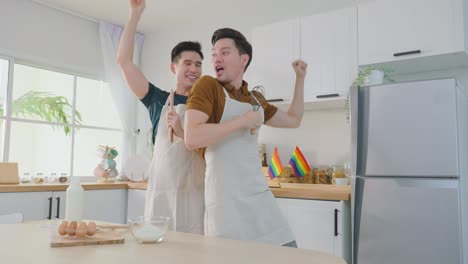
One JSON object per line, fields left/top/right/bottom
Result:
{"left": 317, "top": 93, "right": 339, "bottom": 99}
{"left": 55, "top": 197, "right": 60, "bottom": 219}
{"left": 47, "top": 197, "right": 53, "bottom": 220}
{"left": 334, "top": 209, "right": 339, "bottom": 237}
{"left": 393, "top": 50, "right": 421, "bottom": 57}
{"left": 267, "top": 98, "right": 284, "bottom": 102}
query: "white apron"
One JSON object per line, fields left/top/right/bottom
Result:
{"left": 144, "top": 96, "right": 205, "bottom": 234}
{"left": 204, "top": 88, "right": 295, "bottom": 245}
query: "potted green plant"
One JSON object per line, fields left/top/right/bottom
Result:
{"left": 0, "top": 91, "right": 82, "bottom": 135}
{"left": 352, "top": 66, "right": 394, "bottom": 87}
{"left": 346, "top": 66, "right": 394, "bottom": 122}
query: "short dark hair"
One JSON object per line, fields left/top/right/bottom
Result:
{"left": 171, "top": 41, "right": 204, "bottom": 63}
{"left": 211, "top": 28, "right": 252, "bottom": 71}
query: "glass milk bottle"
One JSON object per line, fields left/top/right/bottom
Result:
{"left": 65, "top": 176, "right": 84, "bottom": 221}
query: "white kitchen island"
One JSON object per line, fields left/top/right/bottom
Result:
{"left": 0, "top": 221, "right": 345, "bottom": 264}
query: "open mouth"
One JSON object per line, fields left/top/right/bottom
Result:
{"left": 186, "top": 74, "right": 198, "bottom": 81}
{"left": 215, "top": 66, "right": 225, "bottom": 76}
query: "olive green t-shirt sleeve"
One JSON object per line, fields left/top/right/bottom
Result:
{"left": 252, "top": 90, "right": 278, "bottom": 122}
{"left": 186, "top": 76, "right": 217, "bottom": 118}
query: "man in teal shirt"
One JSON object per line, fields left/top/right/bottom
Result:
{"left": 139, "top": 44, "right": 203, "bottom": 144}
{"left": 117, "top": 0, "right": 206, "bottom": 235}
{"left": 117, "top": 6, "right": 203, "bottom": 142}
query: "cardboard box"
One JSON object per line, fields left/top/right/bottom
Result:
{"left": 0, "top": 163, "right": 19, "bottom": 184}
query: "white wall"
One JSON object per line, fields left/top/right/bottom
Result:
{"left": 0, "top": 0, "right": 103, "bottom": 79}
{"left": 259, "top": 109, "right": 350, "bottom": 167}
{"left": 140, "top": 22, "right": 351, "bottom": 167}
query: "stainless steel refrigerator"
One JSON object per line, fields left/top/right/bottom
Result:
{"left": 350, "top": 78, "right": 468, "bottom": 264}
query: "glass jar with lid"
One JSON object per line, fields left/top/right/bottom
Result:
{"left": 331, "top": 165, "right": 346, "bottom": 183}
{"left": 298, "top": 169, "right": 314, "bottom": 184}
{"left": 314, "top": 166, "right": 333, "bottom": 184}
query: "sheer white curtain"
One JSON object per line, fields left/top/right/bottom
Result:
{"left": 99, "top": 21, "right": 150, "bottom": 178}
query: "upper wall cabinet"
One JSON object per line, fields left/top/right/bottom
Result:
{"left": 301, "top": 7, "right": 358, "bottom": 100}
{"left": 249, "top": 19, "right": 301, "bottom": 102}
{"left": 358, "top": 0, "right": 468, "bottom": 72}
{"left": 249, "top": 7, "right": 357, "bottom": 106}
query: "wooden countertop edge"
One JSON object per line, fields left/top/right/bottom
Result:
{"left": 0, "top": 182, "right": 130, "bottom": 192}
{"left": 0, "top": 182, "right": 351, "bottom": 201}
{"left": 271, "top": 187, "right": 350, "bottom": 201}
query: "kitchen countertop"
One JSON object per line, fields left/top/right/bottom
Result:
{"left": 0, "top": 181, "right": 351, "bottom": 201}
{"left": 0, "top": 221, "right": 345, "bottom": 264}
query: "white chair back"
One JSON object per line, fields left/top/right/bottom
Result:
{"left": 0, "top": 213, "right": 23, "bottom": 224}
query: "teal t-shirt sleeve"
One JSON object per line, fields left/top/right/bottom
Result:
{"left": 140, "top": 82, "right": 169, "bottom": 144}
{"left": 141, "top": 82, "right": 169, "bottom": 108}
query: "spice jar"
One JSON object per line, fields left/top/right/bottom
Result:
{"left": 34, "top": 172, "right": 44, "bottom": 184}
{"left": 278, "top": 167, "right": 298, "bottom": 183}
{"left": 332, "top": 165, "right": 346, "bottom": 183}
{"left": 314, "top": 166, "right": 333, "bottom": 184}
{"left": 298, "top": 169, "right": 314, "bottom": 184}
{"left": 59, "top": 173, "right": 69, "bottom": 183}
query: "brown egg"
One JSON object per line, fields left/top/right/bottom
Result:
{"left": 76, "top": 222, "right": 88, "bottom": 238}
{"left": 66, "top": 221, "right": 77, "bottom": 236}
{"left": 87, "top": 221, "right": 97, "bottom": 236}
{"left": 58, "top": 220, "right": 68, "bottom": 236}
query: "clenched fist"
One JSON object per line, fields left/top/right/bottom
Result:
{"left": 166, "top": 110, "right": 183, "bottom": 139}
{"left": 129, "top": 0, "right": 145, "bottom": 16}
{"left": 292, "top": 60, "right": 307, "bottom": 79}
{"left": 242, "top": 111, "right": 263, "bottom": 130}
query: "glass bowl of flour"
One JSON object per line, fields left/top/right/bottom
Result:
{"left": 128, "top": 216, "right": 170, "bottom": 244}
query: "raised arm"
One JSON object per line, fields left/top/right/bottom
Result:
{"left": 265, "top": 60, "right": 307, "bottom": 128}
{"left": 116, "top": 0, "right": 149, "bottom": 99}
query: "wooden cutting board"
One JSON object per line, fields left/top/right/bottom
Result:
{"left": 50, "top": 228, "right": 125, "bottom": 247}
{"left": 0, "top": 162, "right": 19, "bottom": 184}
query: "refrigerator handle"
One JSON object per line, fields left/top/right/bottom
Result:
{"left": 334, "top": 208, "right": 339, "bottom": 236}
{"left": 47, "top": 197, "right": 53, "bottom": 220}
{"left": 349, "top": 85, "right": 358, "bottom": 176}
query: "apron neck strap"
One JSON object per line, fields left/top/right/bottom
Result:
{"left": 165, "top": 91, "right": 174, "bottom": 107}
{"left": 222, "top": 87, "right": 229, "bottom": 98}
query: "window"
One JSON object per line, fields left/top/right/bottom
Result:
{"left": 0, "top": 58, "right": 122, "bottom": 178}
{"left": 0, "top": 58, "right": 9, "bottom": 162}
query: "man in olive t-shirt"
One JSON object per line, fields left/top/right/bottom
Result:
{"left": 185, "top": 28, "right": 307, "bottom": 246}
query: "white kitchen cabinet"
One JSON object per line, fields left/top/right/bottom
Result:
{"left": 0, "top": 189, "right": 127, "bottom": 223}
{"left": 358, "top": 0, "right": 468, "bottom": 72}
{"left": 250, "top": 7, "right": 357, "bottom": 106}
{"left": 301, "top": 7, "right": 358, "bottom": 100}
{"left": 83, "top": 189, "right": 127, "bottom": 224}
{"left": 249, "top": 18, "right": 300, "bottom": 102}
{"left": 276, "top": 198, "right": 351, "bottom": 263}
{"left": 0, "top": 191, "right": 65, "bottom": 221}
{"left": 126, "top": 189, "right": 146, "bottom": 221}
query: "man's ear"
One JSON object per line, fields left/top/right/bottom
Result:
{"left": 240, "top": 54, "right": 249, "bottom": 68}
{"left": 170, "top": 63, "right": 177, "bottom": 75}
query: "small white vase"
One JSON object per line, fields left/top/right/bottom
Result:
{"left": 366, "top": 70, "right": 384, "bottom": 85}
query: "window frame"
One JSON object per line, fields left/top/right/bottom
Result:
{"left": 0, "top": 55, "right": 122, "bottom": 178}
